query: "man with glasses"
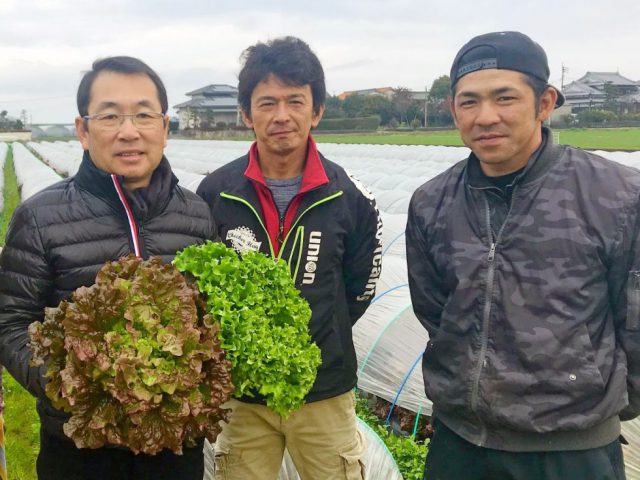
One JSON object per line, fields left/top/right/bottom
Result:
{"left": 0, "top": 56, "right": 214, "bottom": 479}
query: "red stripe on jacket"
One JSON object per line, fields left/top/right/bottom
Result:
{"left": 244, "top": 135, "right": 329, "bottom": 256}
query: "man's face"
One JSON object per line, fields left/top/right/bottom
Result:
{"left": 242, "top": 74, "right": 324, "bottom": 161}
{"left": 450, "top": 69, "right": 556, "bottom": 176}
{"left": 75, "top": 71, "right": 169, "bottom": 189}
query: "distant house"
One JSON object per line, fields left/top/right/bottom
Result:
{"left": 337, "top": 87, "right": 394, "bottom": 101}
{"left": 338, "top": 87, "right": 428, "bottom": 103}
{"left": 573, "top": 72, "right": 638, "bottom": 95}
{"left": 562, "top": 81, "right": 606, "bottom": 110}
{"left": 173, "top": 84, "right": 240, "bottom": 130}
{"left": 563, "top": 72, "right": 640, "bottom": 113}
{"left": 410, "top": 91, "right": 428, "bottom": 102}
{"left": 619, "top": 91, "right": 640, "bottom": 114}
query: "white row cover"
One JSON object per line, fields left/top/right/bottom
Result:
{"left": 28, "top": 141, "right": 83, "bottom": 177}
{"left": 17, "top": 139, "right": 640, "bottom": 477}
{"left": 11, "top": 143, "right": 61, "bottom": 201}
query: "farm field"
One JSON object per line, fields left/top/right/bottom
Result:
{"left": 315, "top": 127, "right": 640, "bottom": 151}
{"left": 1, "top": 148, "right": 39, "bottom": 479}
{"left": 1, "top": 139, "right": 640, "bottom": 479}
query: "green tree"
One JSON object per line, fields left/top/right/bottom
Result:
{"left": 323, "top": 95, "right": 345, "bottom": 119}
{"left": 361, "top": 95, "right": 394, "bottom": 125}
{"left": 603, "top": 81, "right": 621, "bottom": 115}
{"left": 392, "top": 87, "right": 415, "bottom": 125}
{"left": 429, "top": 75, "right": 451, "bottom": 101}
{"left": 406, "top": 102, "right": 424, "bottom": 127}
{"left": 343, "top": 94, "right": 366, "bottom": 118}
{"left": 577, "top": 109, "right": 618, "bottom": 125}
{"left": 427, "top": 75, "right": 454, "bottom": 126}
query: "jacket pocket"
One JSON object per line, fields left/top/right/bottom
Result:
{"left": 627, "top": 271, "right": 640, "bottom": 330}
{"left": 213, "top": 441, "right": 235, "bottom": 479}
{"left": 338, "top": 430, "right": 366, "bottom": 480}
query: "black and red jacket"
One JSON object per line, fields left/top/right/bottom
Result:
{"left": 197, "top": 137, "right": 383, "bottom": 402}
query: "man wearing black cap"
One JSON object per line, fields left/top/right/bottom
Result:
{"left": 406, "top": 31, "right": 640, "bottom": 479}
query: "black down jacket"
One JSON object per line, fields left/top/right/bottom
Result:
{"left": 0, "top": 153, "right": 214, "bottom": 439}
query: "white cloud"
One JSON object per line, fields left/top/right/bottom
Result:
{"left": 0, "top": 0, "right": 638, "bottom": 122}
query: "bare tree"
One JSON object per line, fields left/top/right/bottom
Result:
{"left": 391, "top": 87, "right": 415, "bottom": 125}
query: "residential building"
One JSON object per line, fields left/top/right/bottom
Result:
{"left": 563, "top": 72, "right": 640, "bottom": 113}
{"left": 337, "top": 87, "right": 394, "bottom": 101}
{"left": 173, "top": 84, "right": 240, "bottom": 130}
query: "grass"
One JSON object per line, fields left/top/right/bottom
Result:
{"left": 315, "top": 130, "right": 465, "bottom": 147}
{"left": 1, "top": 148, "right": 21, "bottom": 243}
{"left": 3, "top": 375, "right": 38, "bottom": 480}
{"left": 314, "top": 127, "right": 640, "bottom": 151}
{"left": 1, "top": 145, "right": 40, "bottom": 480}
{"left": 552, "top": 128, "right": 640, "bottom": 150}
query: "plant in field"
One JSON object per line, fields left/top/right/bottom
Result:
{"left": 173, "top": 241, "right": 321, "bottom": 418}
{"left": 355, "top": 393, "right": 429, "bottom": 480}
{"left": 29, "top": 255, "right": 234, "bottom": 455}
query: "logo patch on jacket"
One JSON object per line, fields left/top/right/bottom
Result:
{"left": 302, "top": 231, "right": 322, "bottom": 285}
{"left": 226, "top": 227, "right": 261, "bottom": 254}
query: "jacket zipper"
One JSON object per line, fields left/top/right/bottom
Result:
{"left": 110, "top": 174, "right": 143, "bottom": 258}
{"left": 271, "top": 189, "right": 294, "bottom": 249}
{"left": 469, "top": 185, "right": 518, "bottom": 446}
{"left": 278, "top": 217, "right": 285, "bottom": 246}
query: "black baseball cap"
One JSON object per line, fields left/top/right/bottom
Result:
{"left": 450, "top": 31, "right": 565, "bottom": 108}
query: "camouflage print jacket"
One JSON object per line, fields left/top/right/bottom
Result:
{"left": 406, "top": 129, "right": 640, "bottom": 452}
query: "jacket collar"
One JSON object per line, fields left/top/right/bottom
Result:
{"left": 74, "top": 151, "right": 178, "bottom": 217}
{"left": 244, "top": 134, "right": 329, "bottom": 193}
{"left": 466, "top": 127, "right": 561, "bottom": 189}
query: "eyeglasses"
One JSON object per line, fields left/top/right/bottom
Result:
{"left": 83, "top": 112, "right": 165, "bottom": 130}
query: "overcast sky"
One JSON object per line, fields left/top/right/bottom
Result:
{"left": 1, "top": 0, "right": 638, "bottom": 124}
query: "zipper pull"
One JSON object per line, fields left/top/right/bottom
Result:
{"left": 488, "top": 243, "right": 496, "bottom": 261}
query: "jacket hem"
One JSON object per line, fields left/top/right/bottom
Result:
{"left": 437, "top": 411, "right": 621, "bottom": 452}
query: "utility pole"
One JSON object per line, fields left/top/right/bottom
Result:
{"left": 561, "top": 64, "right": 568, "bottom": 90}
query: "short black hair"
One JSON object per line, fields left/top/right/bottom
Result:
{"left": 238, "top": 36, "right": 326, "bottom": 116}
{"left": 521, "top": 73, "right": 550, "bottom": 112}
{"left": 77, "top": 56, "right": 168, "bottom": 116}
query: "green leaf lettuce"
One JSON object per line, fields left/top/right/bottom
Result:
{"left": 173, "top": 241, "right": 321, "bottom": 418}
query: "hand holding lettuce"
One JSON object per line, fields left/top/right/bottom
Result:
{"left": 173, "top": 241, "right": 321, "bottom": 418}
{"left": 29, "top": 256, "right": 234, "bottom": 455}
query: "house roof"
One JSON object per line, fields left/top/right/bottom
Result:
{"left": 337, "top": 87, "right": 394, "bottom": 100}
{"left": 173, "top": 97, "right": 239, "bottom": 110}
{"left": 575, "top": 72, "right": 639, "bottom": 87}
{"left": 185, "top": 84, "right": 238, "bottom": 96}
{"left": 563, "top": 81, "right": 605, "bottom": 96}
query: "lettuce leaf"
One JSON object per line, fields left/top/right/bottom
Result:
{"left": 173, "top": 241, "right": 321, "bottom": 418}
{"left": 29, "top": 255, "right": 234, "bottom": 455}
